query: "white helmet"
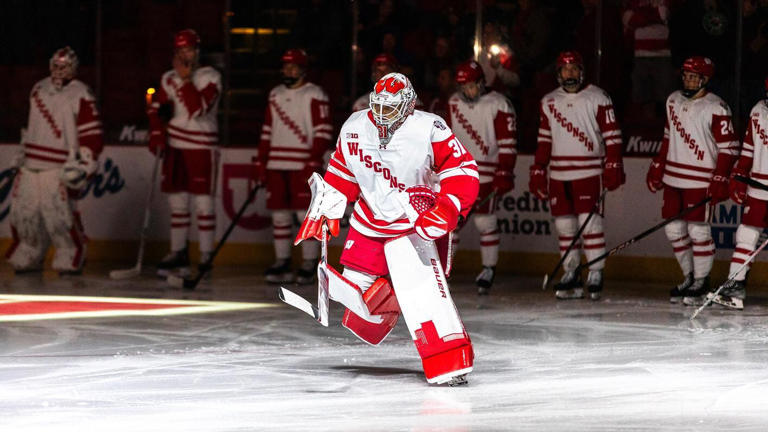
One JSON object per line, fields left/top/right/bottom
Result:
{"left": 49, "top": 46, "right": 78, "bottom": 90}
{"left": 369, "top": 72, "right": 416, "bottom": 144}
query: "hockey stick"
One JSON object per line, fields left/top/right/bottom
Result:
{"left": 278, "top": 223, "right": 330, "bottom": 326}
{"left": 109, "top": 151, "right": 163, "bottom": 279}
{"left": 733, "top": 174, "right": 768, "bottom": 192}
{"left": 166, "top": 182, "right": 262, "bottom": 289}
{"left": 690, "top": 234, "right": 768, "bottom": 320}
{"left": 570, "top": 197, "right": 712, "bottom": 277}
{"left": 542, "top": 189, "right": 608, "bottom": 290}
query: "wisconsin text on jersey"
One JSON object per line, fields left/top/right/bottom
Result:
{"left": 668, "top": 105, "right": 705, "bottom": 161}
{"left": 546, "top": 100, "right": 595, "bottom": 151}
{"left": 345, "top": 141, "right": 406, "bottom": 191}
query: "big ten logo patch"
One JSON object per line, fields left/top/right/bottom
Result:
{"left": 496, "top": 191, "right": 551, "bottom": 236}
{"left": 221, "top": 162, "right": 271, "bottom": 230}
{"left": 711, "top": 202, "right": 745, "bottom": 249}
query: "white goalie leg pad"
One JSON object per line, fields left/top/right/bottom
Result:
{"left": 384, "top": 233, "right": 473, "bottom": 384}
{"left": 272, "top": 210, "right": 293, "bottom": 260}
{"left": 7, "top": 168, "right": 49, "bottom": 270}
{"left": 193, "top": 194, "right": 215, "bottom": 253}
{"left": 729, "top": 224, "right": 761, "bottom": 281}
{"left": 688, "top": 222, "right": 714, "bottom": 279}
{"left": 554, "top": 216, "right": 580, "bottom": 272}
{"left": 36, "top": 170, "right": 85, "bottom": 272}
{"left": 665, "top": 220, "right": 693, "bottom": 277}
{"left": 168, "top": 193, "right": 190, "bottom": 252}
{"left": 473, "top": 214, "right": 499, "bottom": 267}
{"left": 578, "top": 213, "right": 606, "bottom": 271}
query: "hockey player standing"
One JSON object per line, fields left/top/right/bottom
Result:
{"left": 529, "top": 51, "right": 625, "bottom": 300}
{"left": 6, "top": 47, "right": 103, "bottom": 275}
{"left": 148, "top": 29, "right": 222, "bottom": 277}
{"left": 711, "top": 78, "right": 768, "bottom": 310}
{"left": 445, "top": 60, "right": 517, "bottom": 295}
{"left": 255, "top": 49, "right": 333, "bottom": 284}
{"left": 294, "top": 72, "right": 479, "bottom": 385}
{"left": 646, "top": 56, "right": 739, "bottom": 306}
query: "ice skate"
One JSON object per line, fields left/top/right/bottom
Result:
{"left": 586, "top": 270, "right": 603, "bottom": 301}
{"left": 669, "top": 273, "right": 693, "bottom": 304}
{"left": 265, "top": 259, "right": 294, "bottom": 284}
{"left": 475, "top": 266, "right": 495, "bottom": 296}
{"left": 447, "top": 374, "right": 468, "bottom": 386}
{"left": 554, "top": 271, "right": 584, "bottom": 300}
{"left": 197, "top": 252, "right": 213, "bottom": 278}
{"left": 682, "top": 276, "right": 710, "bottom": 306}
{"left": 157, "top": 247, "right": 190, "bottom": 277}
{"left": 296, "top": 259, "right": 318, "bottom": 285}
{"left": 711, "top": 279, "right": 745, "bottom": 310}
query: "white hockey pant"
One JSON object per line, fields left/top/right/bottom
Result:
{"left": 384, "top": 233, "right": 473, "bottom": 384}
{"left": 729, "top": 224, "right": 761, "bottom": 281}
{"left": 168, "top": 192, "right": 216, "bottom": 254}
{"left": 271, "top": 210, "right": 319, "bottom": 262}
{"left": 7, "top": 168, "right": 86, "bottom": 272}
{"left": 473, "top": 214, "right": 499, "bottom": 267}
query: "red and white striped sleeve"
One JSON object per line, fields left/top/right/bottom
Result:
{"left": 492, "top": 98, "right": 517, "bottom": 173}
{"left": 176, "top": 69, "right": 221, "bottom": 118}
{"left": 310, "top": 90, "right": 333, "bottom": 160}
{"left": 736, "top": 115, "right": 755, "bottom": 173}
{"left": 257, "top": 95, "right": 273, "bottom": 165}
{"left": 324, "top": 137, "right": 360, "bottom": 202}
{"left": 75, "top": 90, "right": 103, "bottom": 159}
{"left": 711, "top": 105, "right": 739, "bottom": 176}
{"left": 431, "top": 120, "right": 479, "bottom": 218}
{"left": 535, "top": 100, "right": 552, "bottom": 166}
{"left": 596, "top": 98, "right": 622, "bottom": 164}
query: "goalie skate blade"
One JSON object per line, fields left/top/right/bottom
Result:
{"left": 109, "top": 267, "right": 141, "bottom": 280}
{"left": 278, "top": 286, "right": 325, "bottom": 325}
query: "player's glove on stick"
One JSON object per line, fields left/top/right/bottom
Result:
{"left": 492, "top": 170, "right": 514, "bottom": 196}
{"left": 646, "top": 160, "right": 664, "bottom": 193}
{"left": 729, "top": 168, "right": 748, "bottom": 205}
{"left": 708, "top": 174, "right": 730, "bottom": 203}
{"left": 603, "top": 161, "right": 625, "bottom": 191}
{"left": 528, "top": 164, "right": 548, "bottom": 200}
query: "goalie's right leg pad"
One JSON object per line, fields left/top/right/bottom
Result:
{"left": 342, "top": 277, "right": 400, "bottom": 346}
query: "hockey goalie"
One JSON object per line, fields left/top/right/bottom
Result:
{"left": 6, "top": 47, "right": 103, "bottom": 274}
{"left": 293, "top": 72, "right": 479, "bottom": 385}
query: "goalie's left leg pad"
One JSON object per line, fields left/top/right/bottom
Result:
{"left": 384, "top": 233, "right": 474, "bottom": 384}
{"left": 342, "top": 277, "right": 400, "bottom": 346}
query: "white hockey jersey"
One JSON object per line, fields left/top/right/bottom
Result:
{"left": 536, "top": 84, "right": 622, "bottom": 181}
{"left": 23, "top": 78, "right": 103, "bottom": 170}
{"left": 155, "top": 66, "right": 221, "bottom": 151}
{"left": 660, "top": 91, "right": 738, "bottom": 189}
{"left": 739, "top": 100, "right": 768, "bottom": 200}
{"left": 259, "top": 82, "right": 333, "bottom": 171}
{"left": 445, "top": 91, "right": 517, "bottom": 183}
{"left": 325, "top": 110, "right": 479, "bottom": 238}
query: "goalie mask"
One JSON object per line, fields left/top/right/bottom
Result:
{"left": 681, "top": 56, "right": 714, "bottom": 98}
{"left": 369, "top": 72, "right": 417, "bottom": 146}
{"left": 50, "top": 47, "right": 78, "bottom": 90}
{"left": 556, "top": 51, "right": 584, "bottom": 93}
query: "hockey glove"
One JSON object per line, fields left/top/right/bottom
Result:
{"left": 602, "top": 161, "right": 625, "bottom": 191}
{"left": 528, "top": 164, "right": 548, "bottom": 200}
{"left": 708, "top": 174, "right": 730, "bottom": 203}
{"left": 646, "top": 160, "right": 664, "bottom": 193}
{"left": 294, "top": 173, "right": 346, "bottom": 245}
{"left": 253, "top": 160, "right": 267, "bottom": 185}
{"left": 729, "top": 174, "right": 748, "bottom": 205}
{"left": 414, "top": 193, "right": 460, "bottom": 241}
{"left": 492, "top": 170, "right": 514, "bottom": 196}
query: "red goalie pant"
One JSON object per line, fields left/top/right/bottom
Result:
{"left": 341, "top": 228, "right": 473, "bottom": 384}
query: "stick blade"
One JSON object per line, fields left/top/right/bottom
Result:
{"left": 109, "top": 267, "right": 140, "bottom": 280}
{"left": 278, "top": 286, "right": 326, "bottom": 326}
{"left": 541, "top": 274, "right": 549, "bottom": 291}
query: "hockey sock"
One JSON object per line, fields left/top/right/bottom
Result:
{"left": 579, "top": 212, "right": 606, "bottom": 271}
{"left": 195, "top": 195, "right": 215, "bottom": 253}
{"left": 729, "top": 224, "right": 761, "bottom": 281}
{"left": 689, "top": 222, "right": 714, "bottom": 279}
{"left": 271, "top": 210, "right": 293, "bottom": 260}
{"left": 665, "top": 220, "right": 693, "bottom": 277}
{"left": 473, "top": 214, "right": 499, "bottom": 267}
{"left": 169, "top": 193, "right": 191, "bottom": 252}
{"left": 554, "top": 216, "right": 580, "bottom": 272}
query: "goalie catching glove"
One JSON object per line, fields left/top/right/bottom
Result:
{"left": 404, "top": 185, "right": 460, "bottom": 241}
{"left": 295, "top": 173, "right": 347, "bottom": 244}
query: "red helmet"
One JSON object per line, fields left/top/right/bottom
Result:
{"left": 682, "top": 56, "right": 714, "bottom": 78}
{"left": 371, "top": 53, "right": 398, "bottom": 68}
{"left": 455, "top": 60, "right": 484, "bottom": 84}
{"left": 282, "top": 49, "right": 308, "bottom": 67}
{"left": 174, "top": 29, "right": 200, "bottom": 49}
{"left": 556, "top": 51, "right": 583, "bottom": 69}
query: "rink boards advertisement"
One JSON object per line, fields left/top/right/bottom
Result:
{"left": 0, "top": 144, "right": 754, "bottom": 264}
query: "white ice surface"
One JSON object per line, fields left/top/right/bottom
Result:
{"left": 1, "top": 271, "right": 768, "bottom": 431}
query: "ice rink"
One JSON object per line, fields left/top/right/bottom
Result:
{"left": 1, "top": 266, "right": 768, "bottom": 431}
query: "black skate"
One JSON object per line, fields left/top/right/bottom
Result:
{"left": 554, "top": 271, "right": 584, "bottom": 300}
{"left": 447, "top": 374, "right": 468, "bottom": 386}
{"left": 711, "top": 279, "right": 746, "bottom": 310}
{"left": 476, "top": 266, "right": 495, "bottom": 296}
{"left": 197, "top": 252, "right": 213, "bottom": 277}
{"left": 682, "top": 276, "right": 710, "bottom": 306}
{"left": 265, "top": 259, "right": 294, "bottom": 284}
{"left": 157, "top": 247, "right": 190, "bottom": 277}
{"left": 669, "top": 273, "right": 693, "bottom": 304}
{"left": 586, "top": 270, "right": 603, "bottom": 301}
{"left": 296, "top": 259, "right": 318, "bottom": 285}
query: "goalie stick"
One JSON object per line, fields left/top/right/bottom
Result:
{"left": 568, "top": 197, "right": 712, "bottom": 279}
{"left": 278, "top": 223, "right": 330, "bottom": 326}
{"left": 109, "top": 151, "right": 163, "bottom": 279}
{"left": 166, "top": 182, "right": 261, "bottom": 289}
{"left": 690, "top": 233, "right": 768, "bottom": 320}
{"left": 542, "top": 189, "right": 607, "bottom": 290}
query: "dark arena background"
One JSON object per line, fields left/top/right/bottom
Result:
{"left": 1, "top": 1, "right": 768, "bottom": 430}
